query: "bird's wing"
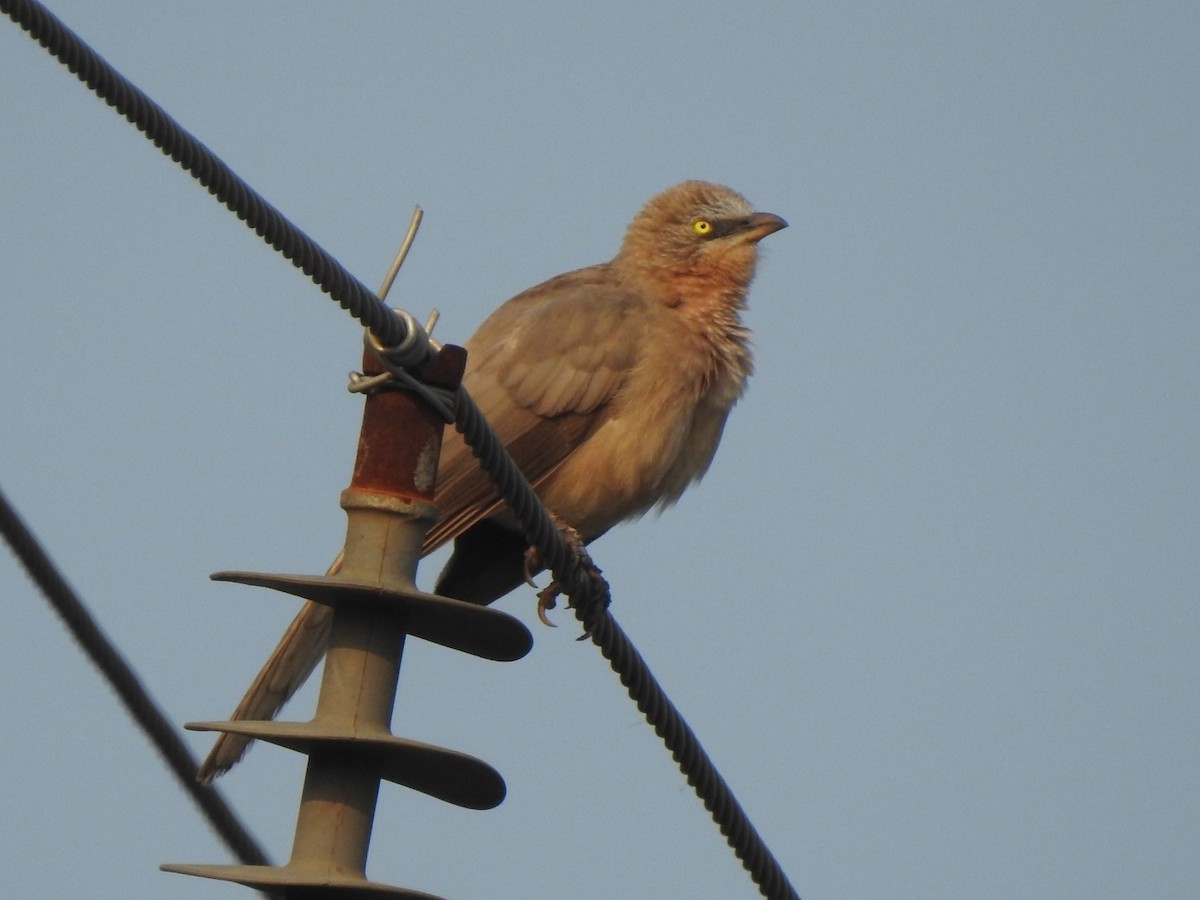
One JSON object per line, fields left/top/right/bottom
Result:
{"left": 199, "top": 266, "right": 646, "bottom": 781}
{"left": 423, "top": 265, "right": 646, "bottom": 551}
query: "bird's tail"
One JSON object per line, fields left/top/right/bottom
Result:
{"left": 196, "top": 597, "right": 334, "bottom": 783}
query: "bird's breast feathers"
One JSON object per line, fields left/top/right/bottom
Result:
{"left": 534, "top": 313, "right": 750, "bottom": 535}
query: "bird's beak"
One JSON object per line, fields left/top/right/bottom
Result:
{"left": 739, "top": 212, "right": 788, "bottom": 243}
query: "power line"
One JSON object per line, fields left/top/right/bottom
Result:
{"left": 0, "top": 487, "right": 274, "bottom": 873}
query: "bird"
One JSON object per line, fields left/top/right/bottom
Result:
{"left": 197, "top": 180, "right": 786, "bottom": 782}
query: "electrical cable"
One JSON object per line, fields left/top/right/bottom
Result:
{"left": 451, "top": 388, "right": 800, "bottom": 900}
{"left": 0, "top": 0, "right": 405, "bottom": 347}
{"left": 0, "top": 487, "right": 274, "bottom": 874}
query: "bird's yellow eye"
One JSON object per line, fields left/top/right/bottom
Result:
{"left": 692, "top": 218, "right": 713, "bottom": 236}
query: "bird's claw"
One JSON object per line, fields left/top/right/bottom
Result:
{"left": 525, "top": 543, "right": 562, "bottom": 626}
{"left": 523, "top": 544, "right": 542, "bottom": 590}
{"left": 524, "top": 515, "right": 607, "bottom": 629}
{"left": 536, "top": 584, "right": 561, "bottom": 627}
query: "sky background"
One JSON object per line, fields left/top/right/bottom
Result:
{"left": 2, "top": 3, "right": 1197, "bottom": 899}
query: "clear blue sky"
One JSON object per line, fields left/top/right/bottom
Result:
{"left": 2, "top": 3, "right": 1197, "bottom": 898}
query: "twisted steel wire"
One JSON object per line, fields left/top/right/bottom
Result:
{"left": 450, "top": 391, "right": 604, "bottom": 612}
{"left": 452, "top": 394, "right": 799, "bottom": 899}
{"left": 587, "top": 615, "right": 799, "bottom": 899}
{"left": 1, "top": 0, "right": 404, "bottom": 346}
{"left": 3, "top": 2, "right": 799, "bottom": 896}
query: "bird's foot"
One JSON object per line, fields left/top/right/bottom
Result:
{"left": 535, "top": 582, "right": 562, "bottom": 627}
{"left": 523, "top": 515, "right": 608, "bottom": 630}
{"left": 523, "top": 540, "right": 571, "bottom": 628}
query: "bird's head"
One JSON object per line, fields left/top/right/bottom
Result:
{"left": 614, "top": 181, "right": 787, "bottom": 308}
